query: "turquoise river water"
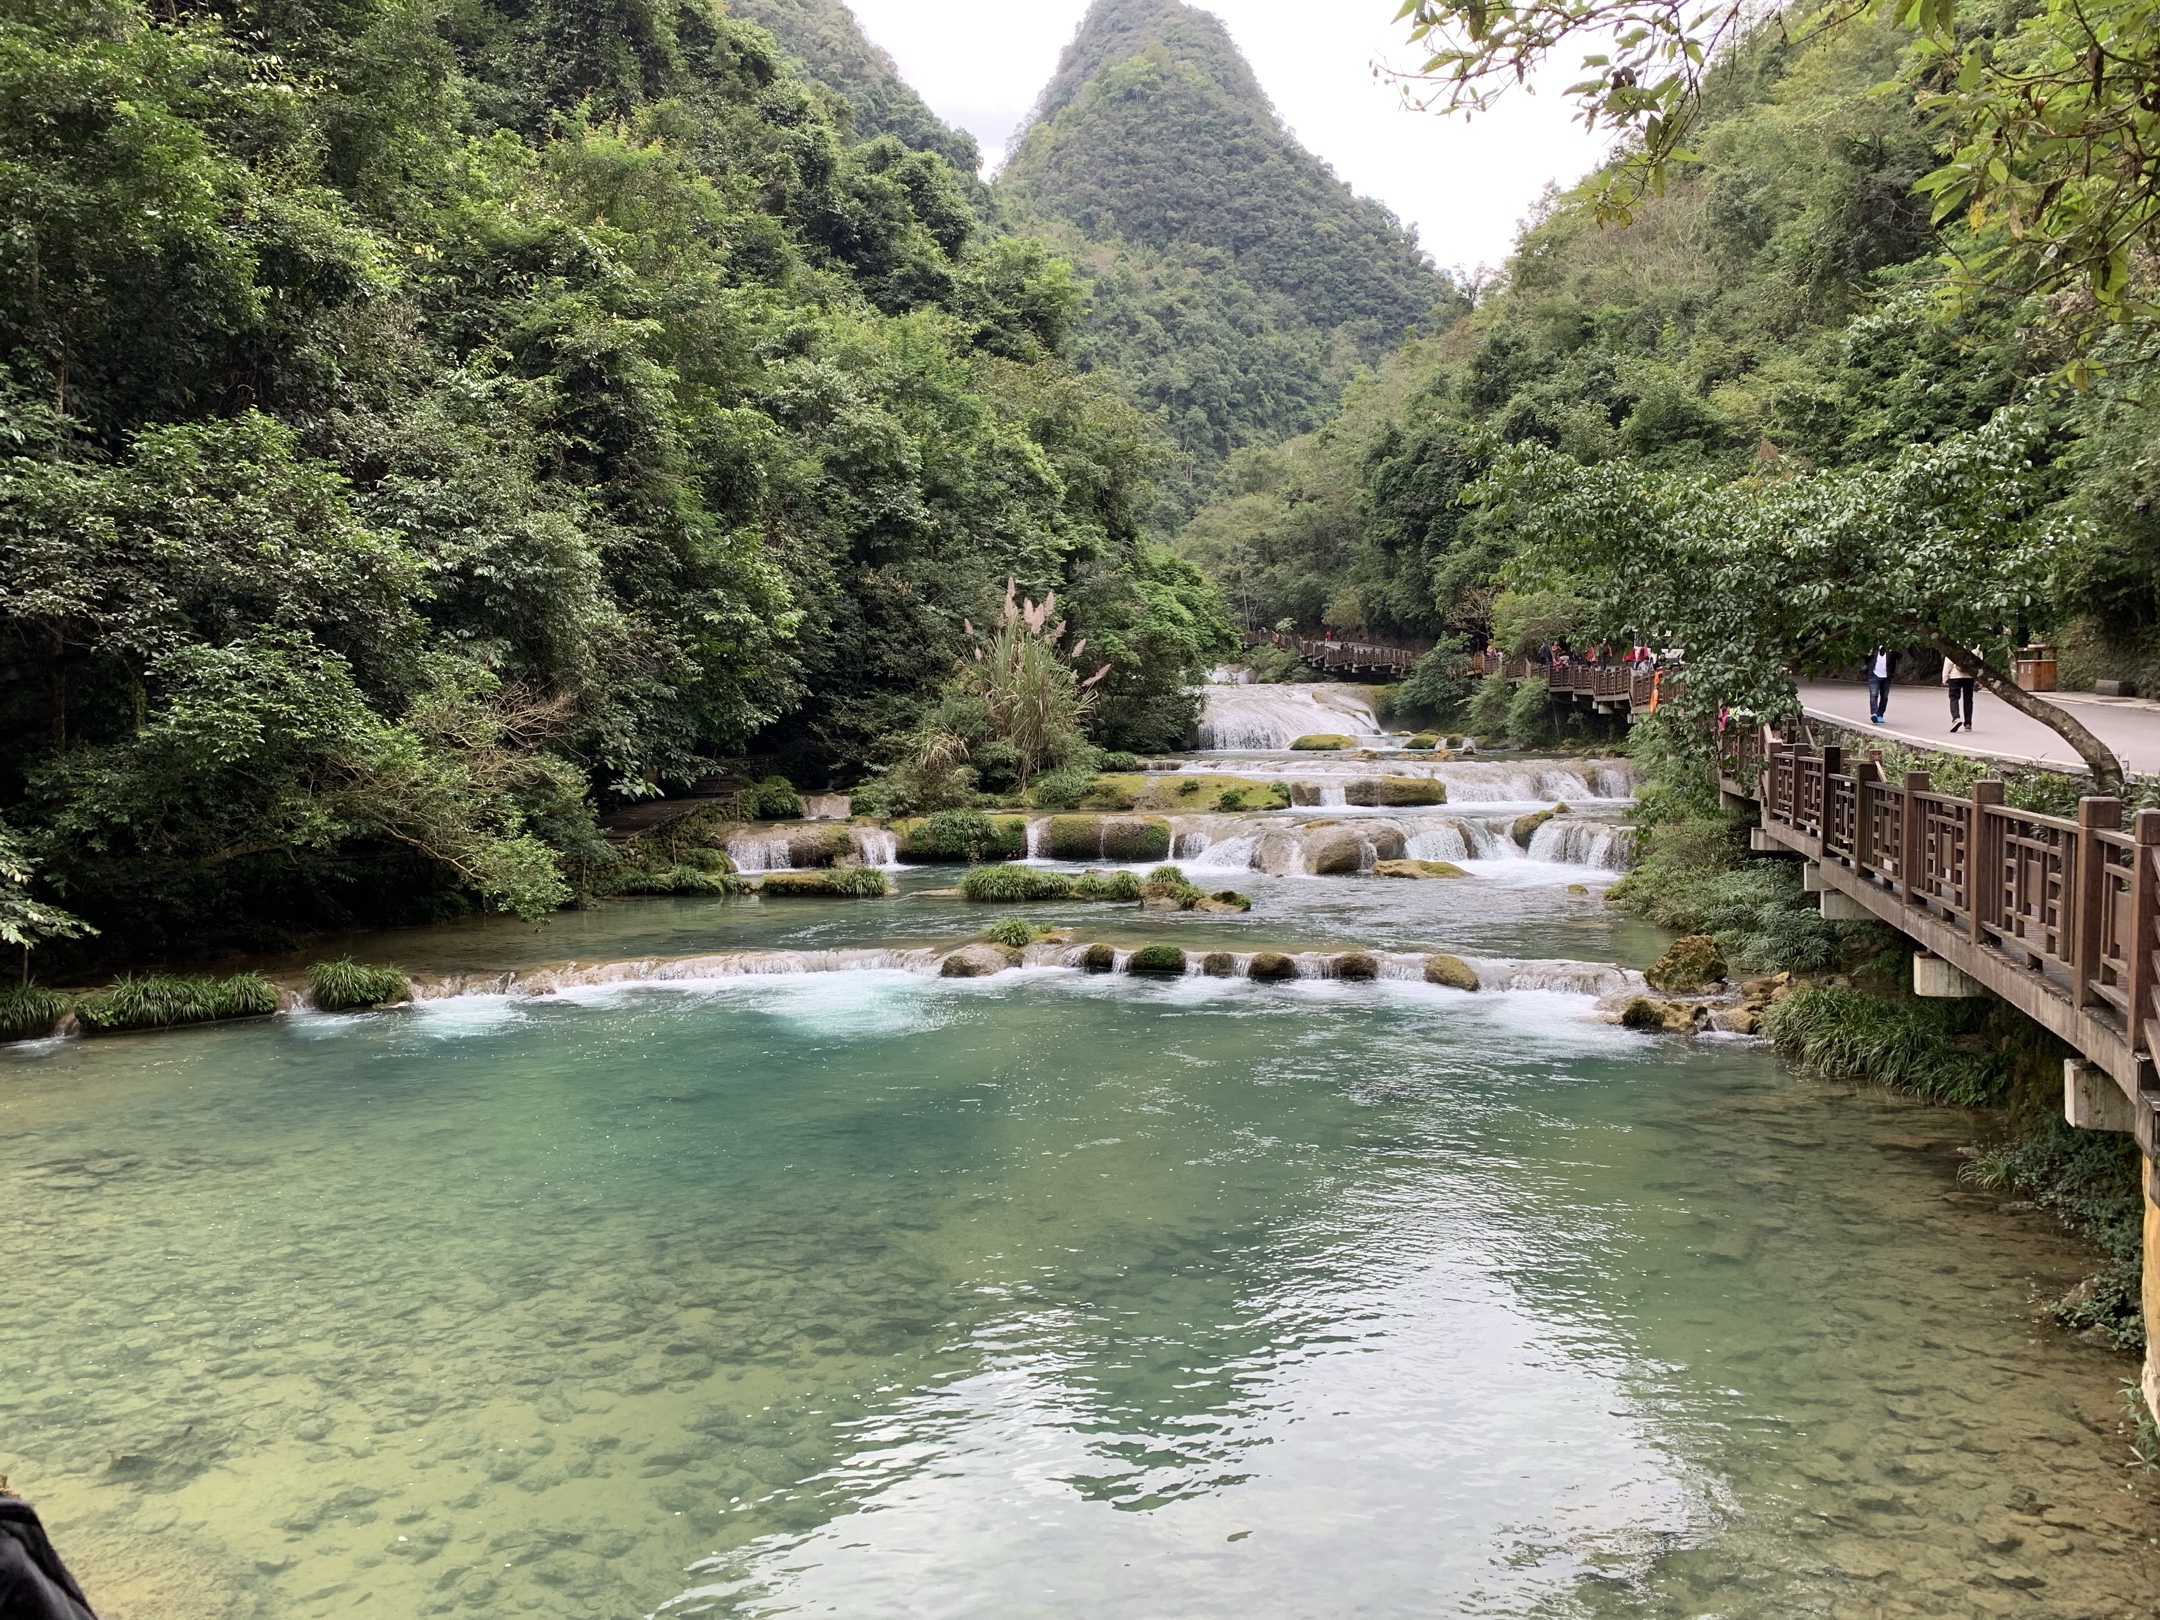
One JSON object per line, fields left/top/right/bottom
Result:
{"left": 4, "top": 778, "right": 2158, "bottom": 1618}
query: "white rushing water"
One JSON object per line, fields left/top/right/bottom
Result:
{"left": 1195, "top": 683, "right": 1388, "bottom": 749}
{"left": 1022, "top": 809, "right": 1633, "bottom": 879}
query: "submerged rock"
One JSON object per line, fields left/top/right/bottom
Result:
{"left": 1423, "top": 954, "right": 1480, "bottom": 991}
{"left": 940, "top": 943, "right": 1022, "bottom": 978}
{"left": 1373, "top": 859, "right": 1469, "bottom": 880}
{"left": 1647, "top": 934, "right": 1726, "bottom": 991}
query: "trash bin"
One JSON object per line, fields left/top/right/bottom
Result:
{"left": 2015, "top": 644, "right": 2058, "bottom": 691}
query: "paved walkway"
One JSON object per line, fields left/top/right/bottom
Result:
{"left": 1798, "top": 681, "right": 2160, "bottom": 778}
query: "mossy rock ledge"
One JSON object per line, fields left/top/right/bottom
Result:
{"left": 1645, "top": 934, "right": 1727, "bottom": 991}
{"left": 1125, "top": 945, "right": 1188, "bottom": 976}
{"left": 1510, "top": 805, "right": 1568, "bottom": 847}
{"left": 1374, "top": 859, "right": 1470, "bottom": 881}
{"left": 1289, "top": 734, "right": 1355, "bottom": 751}
{"left": 1344, "top": 776, "right": 1446, "bottom": 808}
{"left": 1423, "top": 954, "right": 1480, "bottom": 992}
{"left": 1043, "top": 814, "right": 1171, "bottom": 863}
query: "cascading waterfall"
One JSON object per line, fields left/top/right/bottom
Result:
{"left": 1194, "top": 684, "right": 1388, "bottom": 750}
{"left": 726, "top": 833, "right": 792, "bottom": 873}
{"left": 1525, "top": 820, "right": 1634, "bottom": 870}
{"left": 402, "top": 947, "right": 1646, "bottom": 1002}
{"left": 850, "top": 827, "right": 900, "bottom": 868}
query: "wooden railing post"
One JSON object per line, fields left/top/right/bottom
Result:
{"left": 1901, "top": 772, "right": 1929, "bottom": 904}
{"left": 2133, "top": 810, "right": 2160, "bottom": 1059}
{"left": 1970, "top": 779, "right": 2005, "bottom": 944}
{"left": 1855, "top": 756, "right": 1881, "bottom": 874}
{"left": 2076, "top": 796, "right": 2122, "bottom": 1009}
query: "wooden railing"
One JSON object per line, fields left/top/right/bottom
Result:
{"left": 1750, "top": 740, "right": 2160, "bottom": 1094}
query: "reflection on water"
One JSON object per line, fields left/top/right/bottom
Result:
{"left": 4, "top": 975, "right": 2154, "bottom": 1618}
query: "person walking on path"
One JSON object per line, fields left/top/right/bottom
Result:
{"left": 1867, "top": 648, "right": 1898, "bottom": 724}
{"left": 1944, "top": 654, "right": 1977, "bottom": 733}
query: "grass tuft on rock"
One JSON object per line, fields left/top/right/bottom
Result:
{"left": 1125, "top": 944, "right": 1187, "bottom": 976}
{"left": 960, "top": 865, "right": 1071, "bottom": 902}
{"left": 308, "top": 959, "right": 410, "bottom": 1011}
{"left": 760, "top": 866, "right": 890, "bottom": 898}
{"left": 76, "top": 972, "right": 279, "bottom": 1034}
{"left": 1070, "top": 870, "right": 1143, "bottom": 902}
{"left": 983, "top": 917, "right": 1034, "bottom": 948}
{"left": 0, "top": 984, "right": 71, "bottom": 1041}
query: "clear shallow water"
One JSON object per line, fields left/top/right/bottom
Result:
{"left": 5, "top": 972, "right": 2156, "bottom": 1618}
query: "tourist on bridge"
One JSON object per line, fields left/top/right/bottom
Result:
{"left": 1943, "top": 653, "right": 1976, "bottom": 733}
{"left": 1867, "top": 648, "right": 1899, "bottom": 724}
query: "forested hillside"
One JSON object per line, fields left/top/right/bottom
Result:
{"left": 1173, "top": 17, "right": 2144, "bottom": 657}
{"left": 726, "top": 0, "right": 983, "bottom": 179}
{"left": 0, "top": 0, "right": 1232, "bottom": 962}
{"left": 998, "top": 0, "right": 1463, "bottom": 508}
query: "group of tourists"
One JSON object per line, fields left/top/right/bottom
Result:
{"left": 1866, "top": 648, "right": 1977, "bottom": 732}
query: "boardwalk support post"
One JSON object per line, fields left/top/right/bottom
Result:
{"left": 1913, "top": 952, "right": 1983, "bottom": 997}
{"left": 2066, "top": 1059, "right": 2138, "bottom": 1132}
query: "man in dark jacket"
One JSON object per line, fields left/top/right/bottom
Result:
{"left": 0, "top": 1487, "right": 98, "bottom": 1620}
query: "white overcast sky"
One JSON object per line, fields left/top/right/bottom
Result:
{"left": 843, "top": 0, "right": 1613, "bottom": 276}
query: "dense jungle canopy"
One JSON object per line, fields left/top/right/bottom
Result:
{"left": 0, "top": 0, "right": 1247, "bottom": 958}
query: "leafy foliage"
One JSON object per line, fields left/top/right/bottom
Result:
{"left": 0, "top": 0, "right": 1230, "bottom": 962}
{"left": 1763, "top": 983, "right": 2007, "bottom": 1105}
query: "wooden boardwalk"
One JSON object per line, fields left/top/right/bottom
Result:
{"left": 1242, "top": 631, "right": 1424, "bottom": 678}
{"left": 1719, "top": 733, "right": 2160, "bottom": 1149}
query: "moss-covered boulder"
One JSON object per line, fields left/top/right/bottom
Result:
{"left": 781, "top": 825, "right": 854, "bottom": 868}
{"left": 1246, "top": 951, "right": 1300, "bottom": 982}
{"left": 758, "top": 866, "right": 890, "bottom": 897}
{"left": 940, "top": 943, "right": 1022, "bottom": 978}
{"left": 1510, "top": 806, "right": 1564, "bottom": 847}
{"left": 892, "top": 811, "right": 1029, "bottom": 863}
{"left": 1198, "top": 890, "right": 1252, "bottom": 912}
{"left": 1081, "top": 943, "right": 1117, "bottom": 973}
{"left": 1405, "top": 732, "right": 1441, "bottom": 750}
{"left": 1201, "top": 951, "right": 1238, "bottom": 977}
{"left": 1331, "top": 952, "right": 1379, "bottom": 980}
{"left": 1646, "top": 934, "right": 1726, "bottom": 991}
{"left": 1126, "top": 944, "right": 1187, "bottom": 976}
{"left": 1290, "top": 734, "right": 1354, "bottom": 751}
{"left": 1344, "top": 776, "right": 1447, "bottom": 807}
{"left": 1423, "top": 954, "right": 1479, "bottom": 991}
{"left": 1373, "top": 859, "right": 1470, "bottom": 880}
{"left": 1042, "top": 814, "right": 1170, "bottom": 863}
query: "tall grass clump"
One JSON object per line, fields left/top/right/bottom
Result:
{"left": 1761, "top": 985, "right": 2005, "bottom": 1106}
{"left": 759, "top": 866, "right": 889, "bottom": 897}
{"left": 960, "top": 865, "right": 1071, "bottom": 902}
{"left": 308, "top": 959, "right": 410, "bottom": 1011}
{"left": 1965, "top": 1117, "right": 2145, "bottom": 1348}
{"left": 983, "top": 918, "right": 1034, "bottom": 948}
{"left": 1070, "top": 870, "right": 1142, "bottom": 901}
{"left": 76, "top": 972, "right": 279, "bottom": 1033}
{"left": 0, "top": 984, "right": 70, "bottom": 1041}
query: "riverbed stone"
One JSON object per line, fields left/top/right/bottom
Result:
{"left": 939, "top": 944, "right": 1021, "bottom": 979}
{"left": 1080, "top": 944, "right": 1116, "bottom": 973}
{"left": 1246, "top": 951, "right": 1300, "bottom": 982}
{"left": 1510, "top": 805, "right": 1568, "bottom": 847}
{"left": 1620, "top": 995, "right": 1708, "bottom": 1032}
{"left": 1647, "top": 934, "right": 1727, "bottom": 991}
{"left": 1344, "top": 776, "right": 1447, "bottom": 807}
{"left": 1373, "top": 859, "right": 1470, "bottom": 880}
{"left": 1125, "top": 945, "right": 1186, "bottom": 976}
{"left": 1424, "top": 954, "right": 1480, "bottom": 991}
{"left": 1200, "top": 952, "right": 1237, "bottom": 976}
{"left": 1331, "top": 952, "right": 1379, "bottom": 981}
